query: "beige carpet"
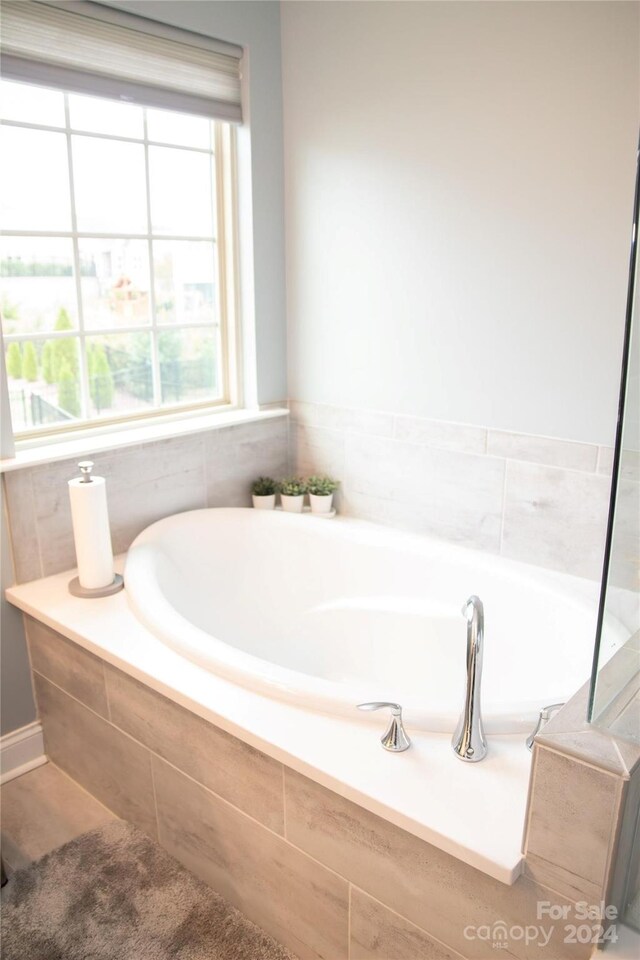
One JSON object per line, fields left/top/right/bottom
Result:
{"left": 1, "top": 820, "right": 298, "bottom": 960}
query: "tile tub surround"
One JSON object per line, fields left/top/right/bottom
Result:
{"left": 8, "top": 581, "right": 535, "bottom": 883}
{"left": 524, "top": 683, "right": 640, "bottom": 918}
{"left": 3, "top": 414, "right": 289, "bottom": 585}
{"left": 20, "top": 614, "right": 636, "bottom": 960}
{"left": 289, "top": 401, "right": 616, "bottom": 580}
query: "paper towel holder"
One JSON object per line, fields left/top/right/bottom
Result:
{"left": 68, "top": 460, "right": 124, "bottom": 598}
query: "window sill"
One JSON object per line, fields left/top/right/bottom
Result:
{"left": 0, "top": 406, "right": 289, "bottom": 474}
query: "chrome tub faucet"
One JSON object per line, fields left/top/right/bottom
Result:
{"left": 452, "top": 595, "right": 487, "bottom": 762}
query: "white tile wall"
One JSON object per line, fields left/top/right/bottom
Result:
{"left": 345, "top": 433, "right": 505, "bottom": 552}
{"left": 289, "top": 401, "right": 617, "bottom": 580}
{"left": 2, "top": 404, "right": 622, "bottom": 585}
{"left": 501, "top": 461, "right": 612, "bottom": 579}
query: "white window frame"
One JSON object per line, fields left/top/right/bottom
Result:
{"left": 1, "top": 86, "right": 241, "bottom": 445}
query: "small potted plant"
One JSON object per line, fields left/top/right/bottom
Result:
{"left": 307, "top": 475, "right": 339, "bottom": 514}
{"left": 279, "top": 477, "right": 307, "bottom": 513}
{"left": 251, "top": 476, "right": 278, "bottom": 510}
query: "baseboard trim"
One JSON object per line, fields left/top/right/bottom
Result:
{"left": 0, "top": 721, "right": 46, "bottom": 784}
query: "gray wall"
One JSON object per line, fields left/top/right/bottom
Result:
{"left": 282, "top": 0, "right": 639, "bottom": 444}
{"left": 1, "top": 481, "right": 37, "bottom": 734}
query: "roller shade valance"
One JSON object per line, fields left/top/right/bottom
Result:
{"left": 1, "top": 0, "right": 243, "bottom": 123}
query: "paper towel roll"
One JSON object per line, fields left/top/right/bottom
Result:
{"left": 68, "top": 471, "right": 115, "bottom": 590}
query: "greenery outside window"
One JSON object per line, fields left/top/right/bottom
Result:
{"left": 1, "top": 78, "right": 236, "bottom": 438}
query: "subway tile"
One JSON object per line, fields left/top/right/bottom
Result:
{"left": 289, "top": 400, "right": 394, "bottom": 438}
{"left": 607, "top": 477, "right": 640, "bottom": 592}
{"left": 284, "top": 769, "right": 589, "bottom": 960}
{"left": 27, "top": 457, "right": 79, "bottom": 575}
{"left": 620, "top": 448, "right": 640, "bottom": 482}
{"left": 350, "top": 888, "right": 464, "bottom": 960}
{"left": 205, "top": 475, "right": 254, "bottom": 508}
{"left": 395, "top": 415, "right": 487, "bottom": 455}
{"left": 101, "top": 435, "right": 207, "bottom": 555}
{"left": 26, "top": 617, "right": 108, "bottom": 718}
{"left": 3, "top": 469, "right": 42, "bottom": 583}
{"left": 29, "top": 435, "right": 208, "bottom": 576}
{"left": 104, "top": 665, "right": 284, "bottom": 832}
{"left": 344, "top": 434, "right": 504, "bottom": 552}
{"left": 337, "top": 486, "right": 502, "bottom": 554}
{"left": 501, "top": 461, "right": 610, "bottom": 579}
{"left": 289, "top": 421, "right": 345, "bottom": 478}
{"left": 347, "top": 408, "right": 395, "bottom": 437}
{"left": 597, "top": 447, "right": 615, "bottom": 476}
{"left": 592, "top": 646, "right": 640, "bottom": 730}
{"left": 205, "top": 417, "right": 288, "bottom": 505}
{"left": 205, "top": 452, "right": 289, "bottom": 507}
{"left": 154, "top": 757, "right": 349, "bottom": 960}
{"left": 593, "top": 444, "right": 637, "bottom": 482}
{"left": 487, "top": 431, "right": 598, "bottom": 473}
{"left": 205, "top": 459, "right": 289, "bottom": 507}
{"left": 525, "top": 746, "right": 621, "bottom": 896}
{"left": 7, "top": 420, "right": 287, "bottom": 582}
{"left": 523, "top": 852, "right": 602, "bottom": 905}
{"left": 33, "top": 673, "right": 156, "bottom": 837}
{"left": 607, "top": 763, "right": 640, "bottom": 914}
{"left": 608, "top": 689, "right": 640, "bottom": 744}
{"left": 211, "top": 415, "right": 289, "bottom": 449}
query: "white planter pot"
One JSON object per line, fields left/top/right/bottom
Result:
{"left": 281, "top": 494, "right": 305, "bottom": 513}
{"left": 309, "top": 492, "right": 334, "bottom": 514}
{"left": 252, "top": 493, "right": 276, "bottom": 510}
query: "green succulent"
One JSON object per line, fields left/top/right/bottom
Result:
{"left": 307, "top": 475, "right": 339, "bottom": 496}
{"left": 280, "top": 477, "right": 307, "bottom": 497}
{"left": 252, "top": 476, "right": 278, "bottom": 496}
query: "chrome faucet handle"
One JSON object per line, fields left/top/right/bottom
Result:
{"left": 357, "top": 702, "right": 411, "bottom": 752}
{"left": 526, "top": 703, "right": 565, "bottom": 751}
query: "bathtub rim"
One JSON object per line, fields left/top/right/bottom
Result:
{"left": 123, "top": 507, "right": 614, "bottom": 733}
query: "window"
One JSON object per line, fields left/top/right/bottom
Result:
{"left": 1, "top": 77, "right": 237, "bottom": 437}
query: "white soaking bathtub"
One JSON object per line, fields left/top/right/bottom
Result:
{"left": 124, "top": 507, "right": 622, "bottom": 734}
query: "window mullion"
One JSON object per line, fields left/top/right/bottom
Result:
{"left": 1, "top": 119, "right": 220, "bottom": 156}
{"left": 3, "top": 325, "right": 157, "bottom": 343}
{"left": 64, "top": 93, "right": 91, "bottom": 422}
{"left": 143, "top": 111, "right": 162, "bottom": 408}
{"left": 3, "top": 230, "right": 216, "bottom": 242}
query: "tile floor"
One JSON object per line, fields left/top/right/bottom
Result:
{"left": 1, "top": 761, "right": 116, "bottom": 873}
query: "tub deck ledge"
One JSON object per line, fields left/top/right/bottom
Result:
{"left": 6, "top": 556, "right": 533, "bottom": 886}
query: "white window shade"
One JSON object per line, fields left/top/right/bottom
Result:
{"left": 1, "top": 0, "right": 243, "bottom": 122}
